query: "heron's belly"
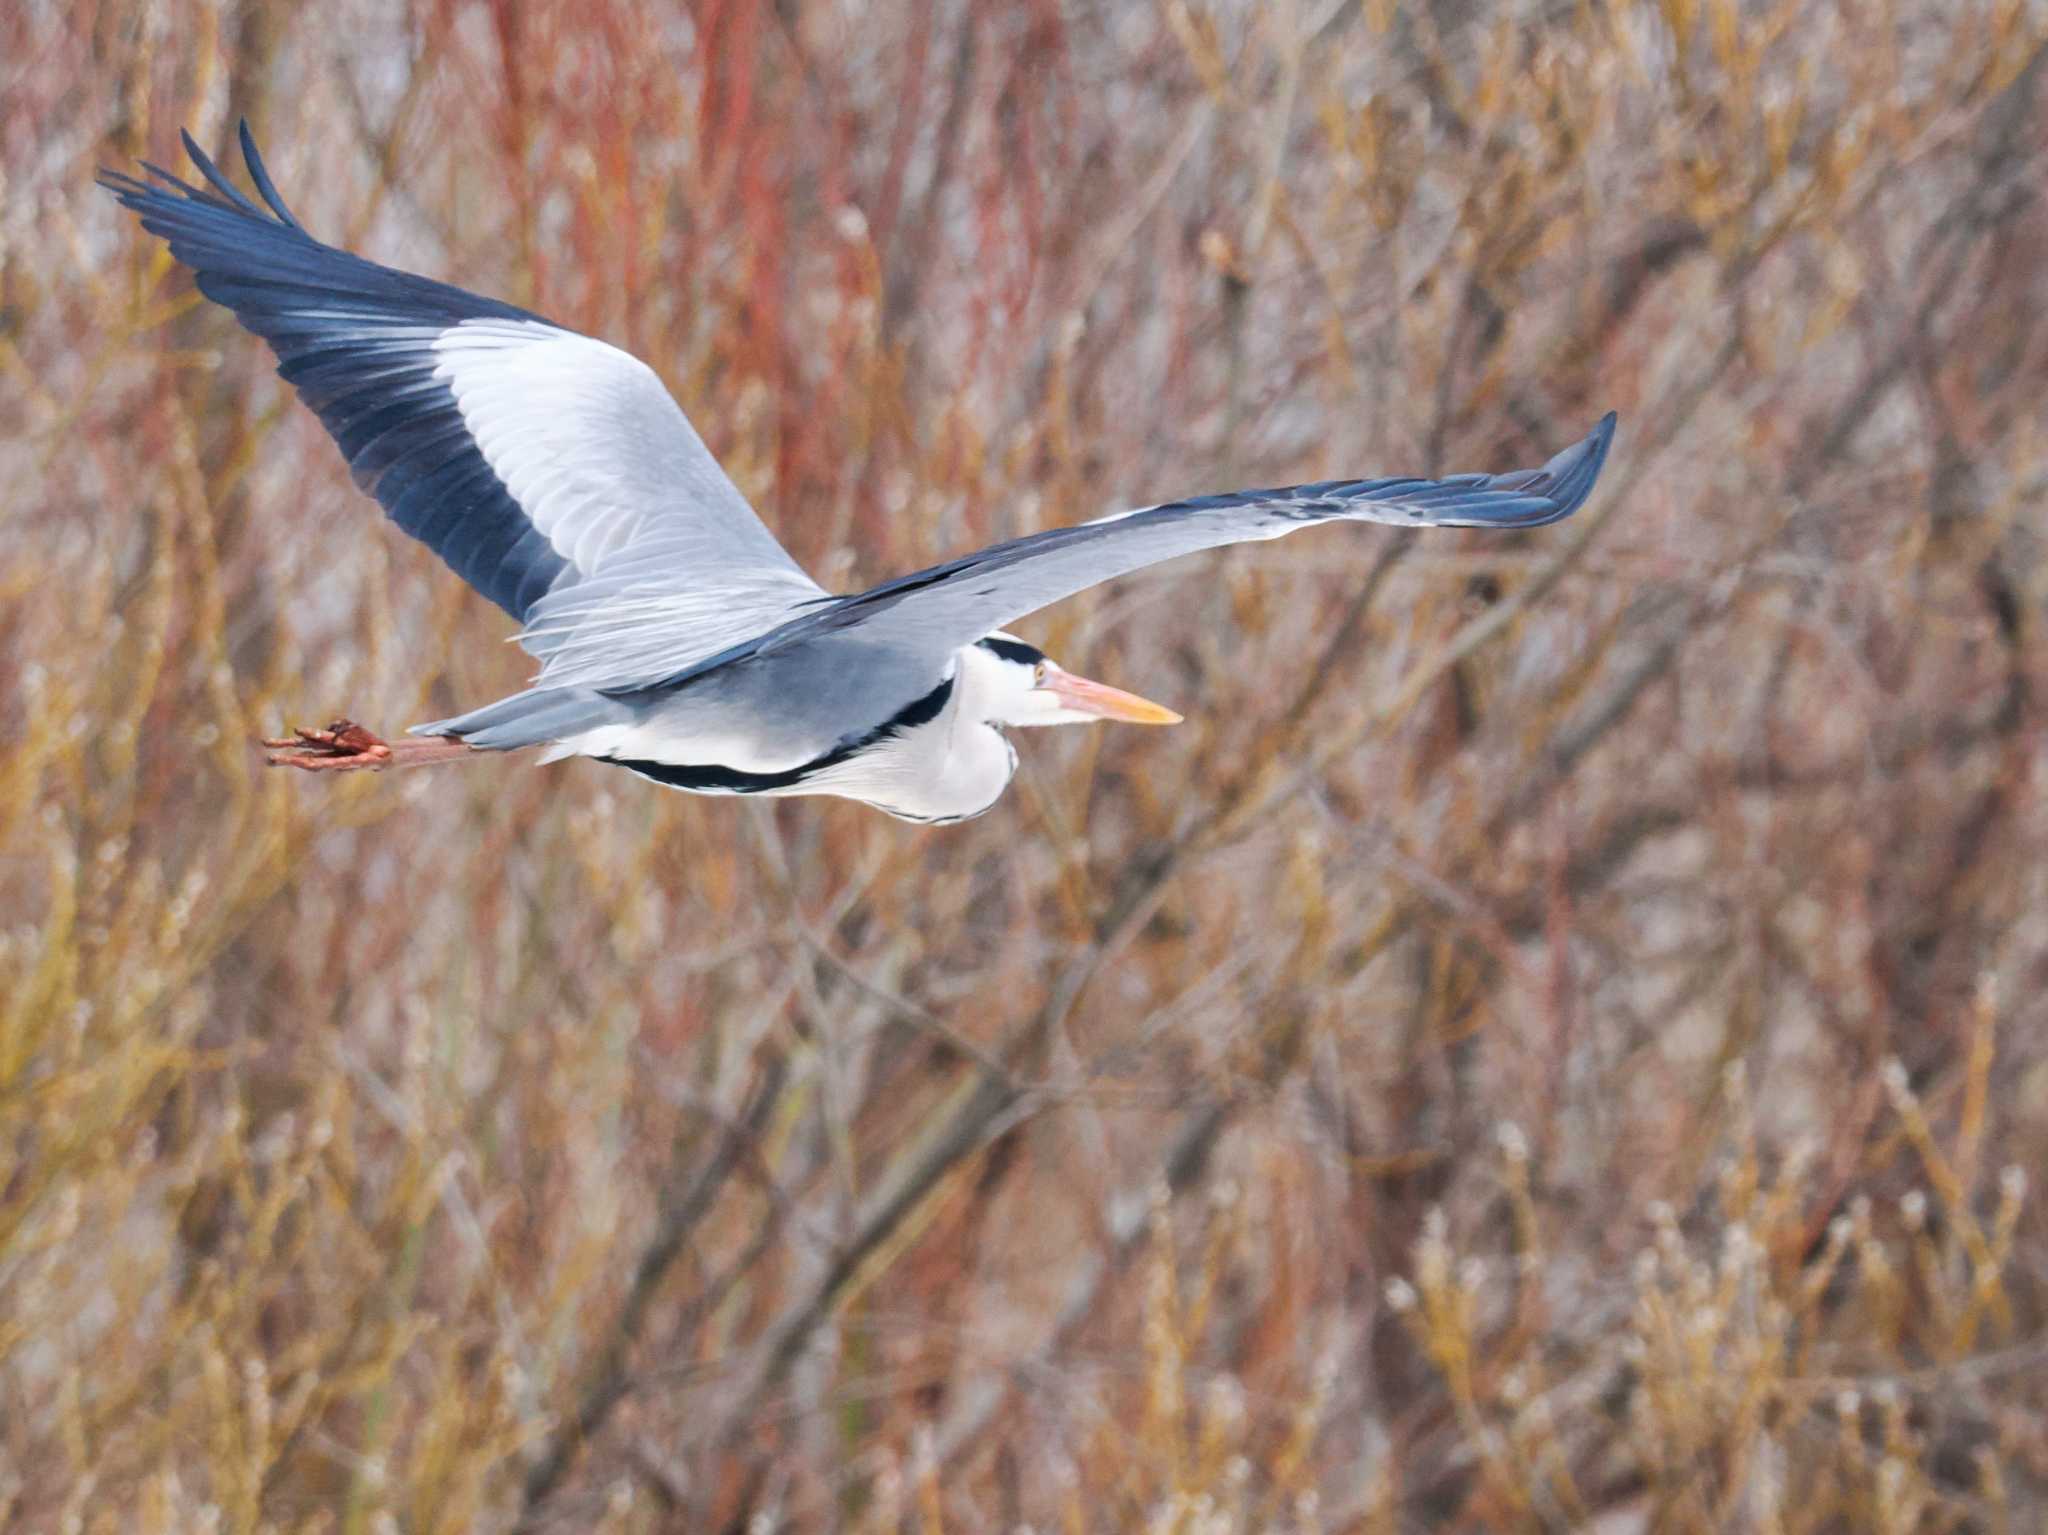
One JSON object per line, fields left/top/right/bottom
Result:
{"left": 558, "top": 665, "right": 879, "bottom": 775}
{"left": 553, "top": 711, "right": 843, "bottom": 797}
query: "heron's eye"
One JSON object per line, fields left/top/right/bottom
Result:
{"left": 1033, "top": 662, "right": 1048, "bottom": 686}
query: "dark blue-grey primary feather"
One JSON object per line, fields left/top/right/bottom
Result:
{"left": 98, "top": 123, "right": 571, "bottom": 619}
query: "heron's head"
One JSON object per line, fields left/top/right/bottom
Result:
{"left": 968, "top": 634, "right": 1183, "bottom": 729}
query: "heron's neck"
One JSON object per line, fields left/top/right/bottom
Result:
{"left": 853, "top": 661, "right": 1018, "bottom": 824}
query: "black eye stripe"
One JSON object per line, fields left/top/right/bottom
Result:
{"left": 977, "top": 636, "right": 1044, "bottom": 667}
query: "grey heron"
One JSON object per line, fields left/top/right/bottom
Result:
{"left": 103, "top": 126, "right": 1616, "bottom": 826}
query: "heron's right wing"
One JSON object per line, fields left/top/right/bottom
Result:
{"left": 719, "top": 415, "right": 1615, "bottom": 683}
{"left": 101, "top": 123, "right": 825, "bottom": 679}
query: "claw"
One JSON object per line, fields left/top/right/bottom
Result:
{"left": 260, "top": 718, "right": 476, "bottom": 773}
{"left": 262, "top": 718, "right": 395, "bottom": 771}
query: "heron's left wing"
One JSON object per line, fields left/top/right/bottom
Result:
{"left": 101, "top": 124, "right": 825, "bottom": 686}
{"left": 720, "top": 415, "right": 1614, "bottom": 682}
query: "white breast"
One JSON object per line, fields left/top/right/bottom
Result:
{"left": 802, "top": 702, "right": 1018, "bottom": 823}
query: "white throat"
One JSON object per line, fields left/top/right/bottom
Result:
{"left": 807, "top": 650, "right": 1020, "bottom": 824}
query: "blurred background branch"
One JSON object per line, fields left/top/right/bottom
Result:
{"left": 6, "top": 0, "right": 2048, "bottom": 1529}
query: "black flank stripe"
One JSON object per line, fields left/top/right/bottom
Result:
{"left": 607, "top": 673, "right": 955, "bottom": 794}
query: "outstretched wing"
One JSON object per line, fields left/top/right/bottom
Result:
{"left": 715, "top": 414, "right": 1616, "bottom": 683}
{"left": 100, "top": 122, "right": 824, "bottom": 672}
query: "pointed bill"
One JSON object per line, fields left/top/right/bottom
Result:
{"left": 1042, "top": 668, "right": 1183, "bottom": 725}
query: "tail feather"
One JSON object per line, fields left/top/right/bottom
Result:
{"left": 412, "top": 688, "right": 632, "bottom": 751}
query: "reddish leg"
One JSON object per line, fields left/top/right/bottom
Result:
{"left": 262, "top": 719, "right": 476, "bottom": 772}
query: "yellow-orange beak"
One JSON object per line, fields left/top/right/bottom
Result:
{"left": 1041, "top": 668, "right": 1183, "bottom": 725}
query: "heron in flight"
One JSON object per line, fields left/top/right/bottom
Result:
{"left": 104, "top": 126, "right": 1615, "bottom": 825}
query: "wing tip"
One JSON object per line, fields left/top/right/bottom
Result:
{"left": 99, "top": 118, "right": 302, "bottom": 237}
{"left": 1555, "top": 408, "right": 1617, "bottom": 510}
{"left": 1493, "top": 410, "right": 1618, "bottom": 529}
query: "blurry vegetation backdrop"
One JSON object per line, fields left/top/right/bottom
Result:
{"left": 6, "top": 0, "right": 2048, "bottom": 1529}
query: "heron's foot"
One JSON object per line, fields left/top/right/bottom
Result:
{"left": 263, "top": 719, "right": 392, "bottom": 771}
{"left": 262, "top": 719, "right": 472, "bottom": 772}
